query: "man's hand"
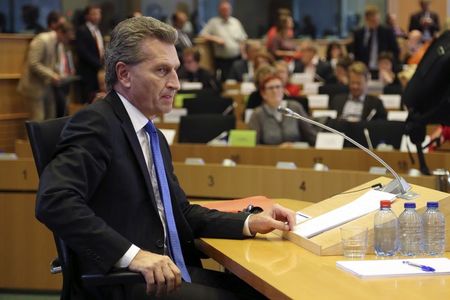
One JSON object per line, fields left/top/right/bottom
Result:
{"left": 128, "top": 250, "right": 182, "bottom": 297}
{"left": 248, "top": 204, "right": 296, "bottom": 235}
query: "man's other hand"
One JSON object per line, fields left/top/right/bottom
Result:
{"left": 248, "top": 203, "right": 296, "bottom": 235}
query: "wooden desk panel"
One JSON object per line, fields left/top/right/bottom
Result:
{"left": 0, "top": 193, "right": 61, "bottom": 291}
{"left": 171, "top": 143, "right": 450, "bottom": 173}
{"left": 197, "top": 199, "right": 450, "bottom": 300}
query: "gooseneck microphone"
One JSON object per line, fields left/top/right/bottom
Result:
{"left": 277, "top": 106, "right": 418, "bottom": 200}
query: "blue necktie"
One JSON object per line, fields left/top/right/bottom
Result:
{"left": 144, "top": 121, "right": 191, "bottom": 282}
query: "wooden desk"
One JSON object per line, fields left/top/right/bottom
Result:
{"left": 197, "top": 199, "right": 450, "bottom": 300}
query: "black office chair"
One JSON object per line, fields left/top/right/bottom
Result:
{"left": 178, "top": 115, "right": 236, "bottom": 143}
{"left": 25, "top": 117, "right": 144, "bottom": 299}
{"left": 318, "top": 83, "right": 349, "bottom": 100}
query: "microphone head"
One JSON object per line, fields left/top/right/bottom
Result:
{"left": 277, "top": 106, "right": 290, "bottom": 114}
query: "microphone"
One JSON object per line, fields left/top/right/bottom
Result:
{"left": 277, "top": 106, "right": 418, "bottom": 200}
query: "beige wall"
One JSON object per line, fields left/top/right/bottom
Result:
{"left": 388, "top": 0, "right": 447, "bottom": 33}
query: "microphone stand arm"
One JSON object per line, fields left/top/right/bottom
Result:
{"left": 279, "top": 107, "right": 418, "bottom": 200}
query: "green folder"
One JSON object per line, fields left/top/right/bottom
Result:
{"left": 174, "top": 93, "right": 197, "bottom": 108}
{"left": 228, "top": 130, "right": 256, "bottom": 147}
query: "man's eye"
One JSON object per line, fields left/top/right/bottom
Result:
{"left": 157, "top": 68, "right": 169, "bottom": 75}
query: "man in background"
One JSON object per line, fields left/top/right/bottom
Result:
{"left": 409, "top": 0, "right": 440, "bottom": 41}
{"left": 75, "top": 5, "right": 104, "bottom": 103}
{"left": 200, "top": 0, "right": 247, "bottom": 81}
{"left": 18, "top": 21, "right": 74, "bottom": 120}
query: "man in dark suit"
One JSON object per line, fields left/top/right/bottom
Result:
{"left": 352, "top": 6, "right": 399, "bottom": 73}
{"left": 177, "top": 47, "right": 219, "bottom": 91}
{"left": 75, "top": 5, "right": 104, "bottom": 103}
{"left": 36, "top": 16, "right": 295, "bottom": 299}
{"left": 227, "top": 40, "right": 261, "bottom": 82}
{"left": 408, "top": 0, "right": 440, "bottom": 41}
{"left": 330, "top": 62, "right": 387, "bottom": 122}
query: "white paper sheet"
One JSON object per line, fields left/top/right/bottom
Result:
{"left": 293, "top": 189, "right": 396, "bottom": 238}
{"left": 336, "top": 258, "right": 450, "bottom": 279}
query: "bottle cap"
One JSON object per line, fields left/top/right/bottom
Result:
{"left": 426, "top": 201, "right": 439, "bottom": 208}
{"left": 404, "top": 202, "right": 416, "bottom": 208}
{"left": 380, "top": 200, "right": 391, "bottom": 208}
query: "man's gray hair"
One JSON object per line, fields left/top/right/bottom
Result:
{"left": 105, "top": 16, "right": 178, "bottom": 90}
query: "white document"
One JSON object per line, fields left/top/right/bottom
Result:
{"left": 312, "top": 110, "right": 337, "bottom": 119}
{"left": 336, "top": 258, "right": 450, "bottom": 279}
{"left": 181, "top": 81, "right": 203, "bottom": 90}
{"left": 315, "top": 132, "right": 344, "bottom": 150}
{"left": 240, "top": 82, "right": 256, "bottom": 95}
{"left": 160, "top": 129, "right": 176, "bottom": 145}
{"left": 379, "top": 94, "right": 401, "bottom": 110}
{"left": 294, "top": 189, "right": 396, "bottom": 238}
{"left": 308, "top": 94, "right": 329, "bottom": 109}
{"left": 163, "top": 108, "right": 187, "bottom": 124}
{"left": 400, "top": 134, "right": 430, "bottom": 153}
{"left": 387, "top": 110, "right": 408, "bottom": 121}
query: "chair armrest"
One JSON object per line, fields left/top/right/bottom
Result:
{"left": 81, "top": 270, "right": 145, "bottom": 287}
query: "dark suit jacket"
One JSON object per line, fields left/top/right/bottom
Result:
{"left": 227, "top": 59, "right": 249, "bottom": 82}
{"left": 36, "top": 91, "right": 249, "bottom": 277}
{"left": 330, "top": 93, "right": 387, "bottom": 121}
{"left": 352, "top": 25, "right": 400, "bottom": 66}
{"left": 409, "top": 11, "right": 440, "bottom": 36}
{"left": 293, "top": 59, "right": 333, "bottom": 82}
{"left": 75, "top": 24, "right": 103, "bottom": 102}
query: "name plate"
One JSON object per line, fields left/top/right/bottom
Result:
{"left": 400, "top": 135, "right": 430, "bottom": 153}
{"left": 228, "top": 129, "right": 256, "bottom": 147}
{"left": 379, "top": 94, "right": 401, "bottom": 109}
{"left": 315, "top": 132, "right": 344, "bottom": 150}
{"left": 308, "top": 94, "right": 329, "bottom": 109}
{"left": 164, "top": 108, "right": 187, "bottom": 123}
{"left": 181, "top": 81, "right": 203, "bottom": 90}
{"left": 290, "top": 72, "right": 313, "bottom": 84}
{"left": 240, "top": 82, "right": 256, "bottom": 95}
{"left": 160, "top": 129, "right": 176, "bottom": 145}
{"left": 312, "top": 110, "right": 337, "bottom": 119}
{"left": 387, "top": 110, "right": 408, "bottom": 121}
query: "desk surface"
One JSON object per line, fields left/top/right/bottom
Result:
{"left": 197, "top": 199, "right": 450, "bottom": 300}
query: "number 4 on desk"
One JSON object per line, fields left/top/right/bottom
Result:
{"left": 299, "top": 181, "right": 306, "bottom": 191}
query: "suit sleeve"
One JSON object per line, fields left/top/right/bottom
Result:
{"left": 158, "top": 131, "right": 250, "bottom": 239}
{"left": 36, "top": 109, "right": 132, "bottom": 273}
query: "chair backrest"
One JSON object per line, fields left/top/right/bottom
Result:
{"left": 183, "top": 96, "right": 234, "bottom": 115}
{"left": 25, "top": 116, "right": 73, "bottom": 299}
{"left": 178, "top": 114, "right": 236, "bottom": 143}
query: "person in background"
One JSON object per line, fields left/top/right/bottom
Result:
{"left": 227, "top": 40, "right": 261, "bottom": 82}
{"left": 46, "top": 11, "right": 65, "bottom": 32}
{"left": 329, "top": 62, "right": 387, "bottom": 122}
{"left": 326, "top": 56, "right": 353, "bottom": 86}
{"left": 200, "top": 0, "right": 247, "bottom": 81}
{"left": 177, "top": 47, "right": 219, "bottom": 91}
{"left": 172, "top": 11, "right": 193, "bottom": 60}
{"left": 269, "top": 14, "right": 300, "bottom": 60}
{"left": 294, "top": 40, "right": 333, "bottom": 82}
{"left": 75, "top": 5, "right": 104, "bottom": 104}
{"left": 18, "top": 21, "right": 74, "bottom": 120}
{"left": 409, "top": 0, "right": 440, "bottom": 41}
{"left": 352, "top": 5, "right": 399, "bottom": 74}
{"left": 325, "top": 41, "right": 345, "bottom": 70}
{"left": 265, "top": 8, "right": 294, "bottom": 50}
{"left": 21, "top": 4, "right": 44, "bottom": 34}
{"left": 376, "top": 52, "right": 398, "bottom": 85}
{"left": 246, "top": 64, "right": 276, "bottom": 109}
{"left": 248, "top": 74, "right": 317, "bottom": 146}
{"left": 386, "top": 13, "right": 407, "bottom": 39}
{"left": 428, "top": 125, "right": 450, "bottom": 151}
{"left": 36, "top": 16, "right": 295, "bottom": 299}
{"left": 274, "top": 60, "right": 300, "bottom": 97}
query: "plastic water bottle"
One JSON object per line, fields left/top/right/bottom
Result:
{"left": 423, "top": 202, "right": 446, "bottom": 256}
{"left": 398, "top": 202, "right": 423, "bottom": 256}
{"left": 374, "top": 200, "right": 398, "bottom": 256}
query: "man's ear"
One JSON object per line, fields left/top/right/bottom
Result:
{"left": 116, "top": 62, "right": 131, "bottom": 88}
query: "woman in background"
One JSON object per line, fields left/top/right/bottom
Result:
{"left": 248, "top": 75, "right": 317, "bottom": 146}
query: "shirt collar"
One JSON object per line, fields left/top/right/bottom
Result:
{"left": 86, "top": 21, "right": 98, "bottom": 32}
{"left": 349, "top": 94, "right": 366, "bottom": 102}
{"left": 116, "top": 91, "right": 150, "bottom": 133}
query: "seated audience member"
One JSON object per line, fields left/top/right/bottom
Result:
{"left": 269, "top": 14, "right": 300, "bottom": 60}
{"left": 172, "top": 10, "right": 193, "bottom": 60}
{"left": 330, "top": 62, "right": 387, "bottom": 122}
{"left": 274, "top": 60, "right": 300, "bottom": 97}
{"left": 401, "top": 30, "right": 423, "bottom": 63}
{"left": 294, "top": 41, "right": 333, "bottom": 82}
{"left": 46, "top": 11, "right": 65, "bottom": 31}
{"left": 246, "top": 64, "right": 276, "bottom": 109}
{"left": 408, "top": 0, "right": 440, "bottom": 41}
{"left": 386, "top": 13, "right": 407, "bottom": 38}
{"left": 326, "top": 56, "right": 353, "bottom": 85}
{"left": 377, "top": 52, "right": 399, "bottom": 85}
{"left": 326, "top": 41, "right": 345, "bottom": 70}
{"left": 227, "top": 40, "right": 261, "bottom": 82}
{"left": 177, "top": 47, "right": 219, "bottom": 91}
{"left": 248, "top": 75, "right": 317, "bottom": 146}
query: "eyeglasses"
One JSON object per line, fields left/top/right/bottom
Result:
{"left": 242, "top": 204, "right": 264, "bottom": 214}
{"left": 264, "top": 84, "right": 283, "bottom": 91}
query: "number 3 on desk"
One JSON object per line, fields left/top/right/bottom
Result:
{"left": 207, "top": 175, "right": 215, "bottom": 187}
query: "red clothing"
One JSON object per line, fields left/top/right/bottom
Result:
{"left": 266, "top": 26, "right": 293, "bottom": 49}
{"left": 285, "top": 83, "right": 301, "bottom": 97}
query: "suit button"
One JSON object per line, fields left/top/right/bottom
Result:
{"left": 155, "top": 239, "right": 164, "bottom": 248}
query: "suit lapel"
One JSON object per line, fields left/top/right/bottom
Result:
{"left": 107, "top": 92, "right": 159, "bottom": 212}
